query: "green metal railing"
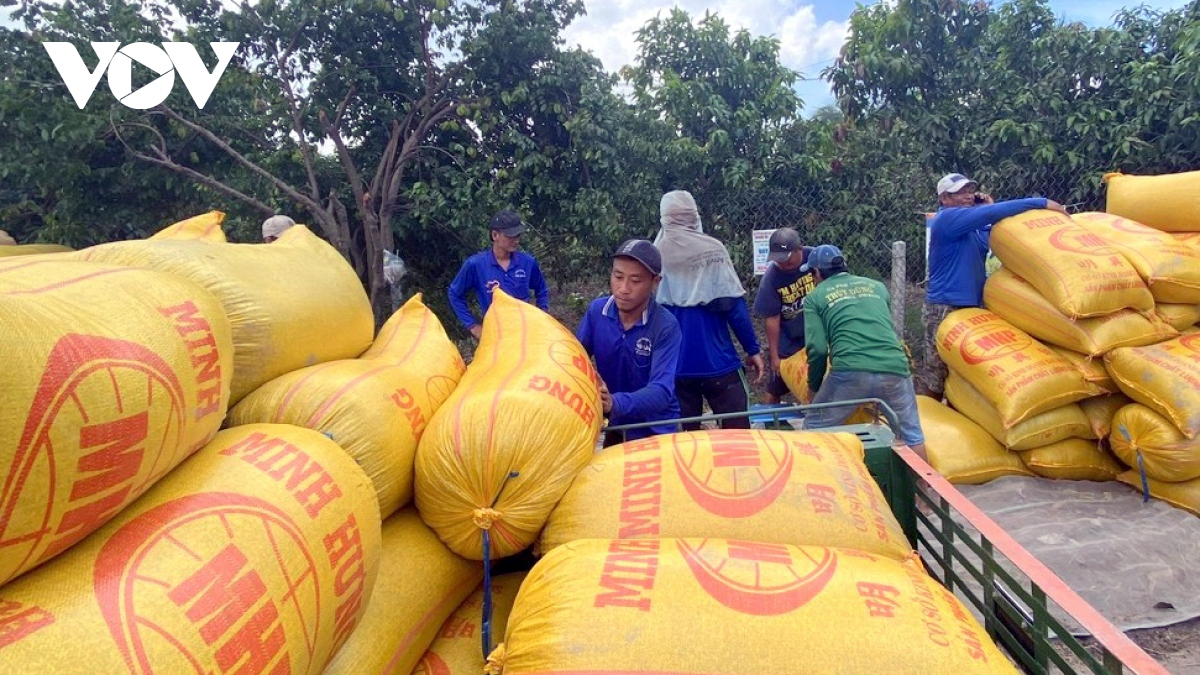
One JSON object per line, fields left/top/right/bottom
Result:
{"left": 605, "top": 402, "right": 1170, "bottom": 675}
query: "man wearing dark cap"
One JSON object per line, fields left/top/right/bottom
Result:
{"left": 577, "top": 239, "right": 682, "bottom": 445}
{"left": 921, "top": 173, "right": 1067, "bottom": 397}
{"left": 448, "top": 209, "right": 549, "bottom": 338}
{"left": 752, "top": 227, "right": 815, "bottom": 403}
{"left": 801, "top": 244, "right": 926, "bottom": 458}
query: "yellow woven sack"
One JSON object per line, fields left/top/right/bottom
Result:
{"left": 1118, "top": 472, "right": 1200, "bottom": 515}
{"left": 1073, "top": 212, "right": 1200, "bottom": 303}
{"left": 362, "top": 293, "right": 467, "bottom": 370}
{"left": 1110, "top": 404, "right": 1200, "bottom": 483}
{"left": 492, "top": 538, "right": 1017, "bottom": 675}
{"left": 1157, "top": 303, "right": 1200, "bottom": 331}
{"left": 1080, "top": 394, "right": 1133, "bottom": 438}
{"left": 149, "top": 211, "right": 227, "bottom": 242}
{"left": 917, "top": 396, "right": 1033, "bottom": 484}
{"left": 1018, "top": 438, "right": 1123, "bottom": 481}
{"left": 1104, "top": 170, "right": 1200, "bottom": 233}
{"left": 1105, "top": 333, "right": 1200, "bottom": 438}
{"left": 983, "top": 266, "right": 1174, "bottom": 356}
{"left": 324, "top": 507, "right": 482, "bottom": 675}
{"left": 1046, "top": 345, "right": 1115, "bottom": 392}
{"left": 415, "top": 290, "right": 601, "bottom": 560}
{"left": 944, "top": 372, "right": 1093, "bottom": 451}
{"left": 538, "top": 430, "right": 911, "bottom": 560}
{"left": 0, "top": 244, "right": 73, "bottom": 258}
{"left": 0, "top": 424, "right": 381, "bottom": 675}
{"left": 412, "top": 573, "right": 526, "bottom": 675}
{"left": 990, "top": 209, "right": 1152, "bottom": 317}
{"left": 779, "top": 348, "right": 874, "bottom": 423}
{"left": 74, "top": 225, "right": 373, "bottom": 404}
{"left": 1173, "top": 232, "right": 1200, "bottom": 248}
{"left": 229, "top": 351, "right": 463, "bottom": 518}
{"left": 0, "top": 259, "right": 233, "bottom": 587}
{"left": 937, "top": 309, "right": 1102, "bottom": 427}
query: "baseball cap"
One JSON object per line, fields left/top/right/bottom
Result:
{"left": 936, "top": 173, "right": 976, "bottom": 196}
{"left": 613, "top": 239, "right": 662, "bottom": 276}
{"left": 489, "top": 210, "right": 527, "bottom": 237}
{"left": 766, "top": 227, "right": 802, "bottom": 263}
{"left": 799, "top": 244, "right": 845, "bottom": 273}
{"left": 262, "top": 215, "right": 295, "bottom": 240}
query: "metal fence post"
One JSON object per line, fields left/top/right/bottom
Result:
{"left": 890, "top": 240, "right": 906, "bottom": 336}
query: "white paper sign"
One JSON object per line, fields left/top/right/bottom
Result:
{"left": 752, "top": 229, "right": 776, "bottom": 276}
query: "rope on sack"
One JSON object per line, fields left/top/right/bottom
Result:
{"left": 1118, "top": 425, "right": 1150, "bottom": 503}
{"left": 481, "top": 471, "right": 520, "bottom": 660}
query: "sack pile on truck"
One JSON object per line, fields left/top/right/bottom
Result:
{"left": 0, "top": 424, "right": 382, "bottom": 675}
{"left": 323, "top": 507, "right": 481, "bottom": 675}
{"left": 228, "top": 295, "right": 464, "bottom": 518}
{"left": 414, "top": 290, "right": 602, "bottom": 560}
{"left": 1110, "top": 404, "right": 1200, "bottom": 483}
{"left": 489, "top": 538, "right": 1018, "bottom": 675}
{"left": 0, "top": 258, "right": 233, "bottom": 586}
{"left": 412, "top": 572, "right": 526, "bottom": 675}
{"left": 73, "top": 224, "right": 374, "bottom": 405}
{"left": 1072, "top": 212, "right": 1200, "bottom": 304}
{"left": 538, "top": 430, "right": 912, "bottom": 560}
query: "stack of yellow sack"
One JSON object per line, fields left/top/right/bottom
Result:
{"left": 483, "top": 429, "right": 1018, "bottom": 675}
{"left": 1093, "top": 171, "right": 1200, "bottom": 513}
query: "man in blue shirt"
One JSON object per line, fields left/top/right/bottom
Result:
{"left": 448, "top": 210, "right": 549, "bottom": 339}
{"left": 920, "top": 173, "right": 1066, "bottom": 398}
{"left": 577, "top": 239, "right": 682, "bottom": 445}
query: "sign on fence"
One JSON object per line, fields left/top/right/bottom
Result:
{"left": 752, "top": 229, "right": 775, "bottom": 275}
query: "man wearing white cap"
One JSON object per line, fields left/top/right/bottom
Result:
{"left": 919, "top": 173, "right": 1066, "bottom": 398}
{"left": 262, "top": 215, "right": 295, "bottom": 243}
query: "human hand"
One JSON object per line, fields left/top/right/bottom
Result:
{"left": 1046, "top": 199, "right": 1068, "bottom": 215}
{"left": 975, "top": 192, "right": 994, "bottom": 205}
{"left": 747, "top": 353, "right": 766, "bottom": 384}
{"left": 599, "top": 379, "right": 613, "bottom": 414}
{"left": 469, "top": 325, "right": 482, "bottom": 340}
{"left": 770, "top": 353, "right": 781, "bottom": 375}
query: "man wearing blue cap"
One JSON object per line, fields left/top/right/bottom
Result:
{"left": 801, "top": 244, "right": 926, "bottom": 458}
{"left": 448, "top": 209, "right": 549, "bottom": 339}
{"left": 921, "top": 173, "right": 1066, "bottom": 397}
{"left": 577, "top": 239, "right": 682, "bottom": 445}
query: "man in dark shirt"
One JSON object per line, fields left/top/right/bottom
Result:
{"left": 448, "top": 210, "right": 549, "bottom": 339}
{"left": 752, "top": 227, "right": 815, "bottom": 403}
{"left": 577, "top": 240, "right": 682, "bottom": 445}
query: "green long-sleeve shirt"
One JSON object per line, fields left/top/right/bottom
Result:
{"left": 804, "top": 272, "right": 911, "bottom": 393}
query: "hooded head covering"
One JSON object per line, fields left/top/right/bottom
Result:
{"left": 262, "top": 215, "right": 295, "bottom": 241}
{"left": 652, "top": 190, "right": 745, "bottom": 307}
{"left": 0, "top": 230, "right": 15, "bottom": 246}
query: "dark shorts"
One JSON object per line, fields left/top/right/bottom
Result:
{"left": 917, "top": 302, "right": 968, "bottom": 397}
{"left": 676, "top": 370, "right": 751, "bottom": 431}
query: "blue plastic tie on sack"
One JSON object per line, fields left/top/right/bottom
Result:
{"left": 481, "top": 470, "right": 520, "bottom": 660}
{"left": 1118, "top": 424, "right": 1150, "bottom": 503}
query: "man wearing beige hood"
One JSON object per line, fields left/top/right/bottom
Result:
{"left": 655, "top": 190, "right": 764, "bottom": 430}
{"left": 0, "top": 230, "right": 16, "bottom": 246}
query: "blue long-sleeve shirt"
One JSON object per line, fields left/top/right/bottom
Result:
{"left": 926, "top": 198, "right": 1047, "bottom": 307}
{"left": 664, "top": 297, "right": 760, "bottom": 379}
{"left": 448, "top": 249, "right": 549, "bottom": 330}
{"left": 576, "top": 296, "right": 681, "bottom": 440}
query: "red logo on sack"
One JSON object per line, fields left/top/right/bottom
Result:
{"left": 679, "top": 539, "right": 837, "bottom": 616}
{"left": 1048, "top": 226, "right": 1115, "bottom": 256}
{"left": 0, "top": 334, "right": 186, "bottom": 582}
{"left": 1079, "top": 213, "right": 1153, "bottom": 236}
{"left": 672, "top": 431, "right": 793, "bottom": 518}
{"left": 957, "top": 325, "right": 1033, "bottom": 365}
{"left": 0, "top": 599, "right": 55, "bottom": 649}
{"left": 1178, "top": 332, "right": 1200, "bottom": 354}
{"left": 93, "top": 492, "right": 322, "bottom": 675}
{"left": 412, "top": 651, "right": 452, "bottom": 675}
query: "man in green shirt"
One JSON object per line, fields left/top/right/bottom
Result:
{"left": 801, "top": 244, "right": 926, "bottom": 458}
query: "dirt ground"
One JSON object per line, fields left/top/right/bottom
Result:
{"left": 1047, "top": 617, "right": 1200, "bottom": 674}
